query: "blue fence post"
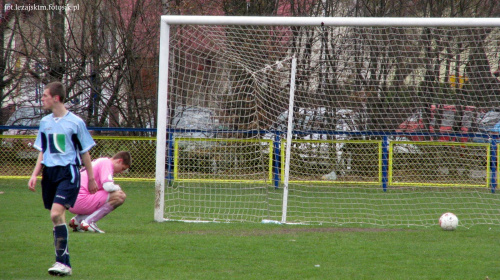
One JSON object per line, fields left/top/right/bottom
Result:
{"left": 273, "top": 133, "right": 281, "bottom": 189}
{"left": 491, "top": 138, "right": 497, "bottom": 193}
{"left": 382, "top": 136, "right": 389, "bottom": 192}
{"left": 166, "top": 131, "right": 174, "bottom": 185}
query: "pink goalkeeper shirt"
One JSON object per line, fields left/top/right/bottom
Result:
{"left": 69, "top": 158, "right": 115, "bottom": 215}
{"left": 80, "top": 157, "right": 114, "bottom": 193}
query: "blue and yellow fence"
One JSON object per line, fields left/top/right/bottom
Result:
{"left": 0, "top": 134, "right": 156, "bottom": 181}
{"left": 1, "top": 128, "right": 498, "bottom": 190}
{"left": 172, "top": 136, "right": 498, "bottom": 191}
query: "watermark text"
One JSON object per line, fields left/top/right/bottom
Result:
{"left": 5, "top": 3, "right": 80, "bottom": 12}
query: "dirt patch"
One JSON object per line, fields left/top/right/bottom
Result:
{"left": 175, "top": 226, "right": 408, "bottom": 236}
{"left": 276, "top": 227, "right": 401, "bottom": 233}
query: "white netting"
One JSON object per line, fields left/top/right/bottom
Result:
{"left": 159, "top": 19, "right": 500, "bottom": 227}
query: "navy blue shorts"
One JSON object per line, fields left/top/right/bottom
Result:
{"left": 41, "top": 165, "right": 81, "bottom": 210}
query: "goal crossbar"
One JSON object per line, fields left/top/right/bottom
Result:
{"left": 161, "top": 15, "right": 500, "bottom": 27}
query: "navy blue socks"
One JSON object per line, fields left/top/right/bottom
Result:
{"left": 53, "top": 224, "right": 70, "bottom": 267}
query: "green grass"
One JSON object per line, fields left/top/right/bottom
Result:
{"left": 1, "top": 179, "right": 499, "bottom": 279}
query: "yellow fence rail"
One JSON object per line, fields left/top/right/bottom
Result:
{"left": 173, "top": 138, "right": 273, "bottom": 183}
{"left": 280, "top": 139, "right": 382, "bottom": 184}
{"left": 0, "top": 135, "right": 156, "bottom": 181}
{"left": 389, "top": 141, "right": 490, "bottom": 187}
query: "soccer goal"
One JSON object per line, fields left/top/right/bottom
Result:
{"left": 155, "top": 16, "right": 500, "bottom": 228}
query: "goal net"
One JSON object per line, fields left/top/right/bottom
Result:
{"left": 155, "top": 16, "right": 500, "bottom": 228}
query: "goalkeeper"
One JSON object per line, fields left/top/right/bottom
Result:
{"left": 68, "top": 151, "right": 131, "bottom": 233}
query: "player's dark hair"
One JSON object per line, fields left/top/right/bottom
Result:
{"left": 45, "top": 81, "right": 66, "bottom": 103}
{"left": 113, "top": 151, "right": 132, "bottom": 166}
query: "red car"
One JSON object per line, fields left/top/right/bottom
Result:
{"left": 396, "top": 105, "right": 483, "bottom": 142}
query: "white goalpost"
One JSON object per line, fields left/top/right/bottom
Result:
{"left": 281, "top": 55, "right": 297, "bottom": 224}
{"left": 156, "top": 16, "right": 500, "bottom": 228}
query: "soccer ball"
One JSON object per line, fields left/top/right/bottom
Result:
{"left": 439, "top": 212, "right": 458, "bottom": 231}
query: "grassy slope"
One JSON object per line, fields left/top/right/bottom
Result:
{"left": 0, "top": 179, "right": 499, "bottom": 280}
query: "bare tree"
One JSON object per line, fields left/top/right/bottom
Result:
{"left": 0, "top": 0, "right": 36, "bottom": 127}
{"left": 8, "top": 0, "right": 162, "bottom": 133}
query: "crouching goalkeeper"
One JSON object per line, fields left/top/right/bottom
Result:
{"left": 69, "top": 151, "right": 131, "bottom": 233}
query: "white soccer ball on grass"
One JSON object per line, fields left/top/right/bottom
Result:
{"left": 439, "top": 212, "right": 458, "bottom": 231}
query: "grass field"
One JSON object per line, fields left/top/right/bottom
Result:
{"left": 1, "top": 178, "right": 499, "bottom": 279}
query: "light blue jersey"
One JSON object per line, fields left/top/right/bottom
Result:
{"left": 33, "top": 112, "right": 95, "bottom": 167}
